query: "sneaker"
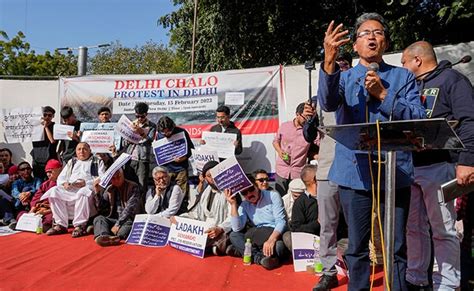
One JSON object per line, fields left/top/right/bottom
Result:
{"left": 313, "top": 274, "right": 338, "bottom": 291}
{"left": 225, "top": 245, "right": 240, "bottom": 257}
{"left": 95, "top": 235, "right": 121, "bottom": 247}
{"left": 259, "top": 256, "right": 280, "bottom": 270}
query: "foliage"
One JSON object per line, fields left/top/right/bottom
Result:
{"left": 89, "top": 41, "right": 186, "bottom": 75}
{"left": 159, "top": 0, "right": 474, "bottom": 73}
{"left": 0, "top": 31, "right": 77, "bottom": 76}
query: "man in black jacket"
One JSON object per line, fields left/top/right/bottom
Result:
{"left": 209, "top": 105, "right": 243, "bottom": 156}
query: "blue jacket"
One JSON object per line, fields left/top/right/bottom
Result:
{"left": 318, "top": 61, "right": 426, "bottom": 190}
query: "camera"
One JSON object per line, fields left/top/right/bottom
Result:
{"left": 304, "top": 60, "right": 315, "bottom": 70}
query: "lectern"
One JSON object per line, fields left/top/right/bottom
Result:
{"left": 320, "top": 118, "right": 464, "bottom": 290}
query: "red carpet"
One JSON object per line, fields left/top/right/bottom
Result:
{"left": 0, "top": 232, "right": 384, "bottom": 290}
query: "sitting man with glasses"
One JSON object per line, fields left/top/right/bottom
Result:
{"left": 31, "top": 106, "right": 58, "bottom": 180}
{"left": 144, "top": 166, "right": 187, "bottom": 217}
{"left": 225, "top": 176, "right": 288, "bottom": 270}
{"left": 120, "top": 102, "right": 156, "bottom": 189}
{"left": 155, "top": 116, "right": 194, "bottom": 210}
{"left": 253, "top": 169, "right": 274, "bottom": 191}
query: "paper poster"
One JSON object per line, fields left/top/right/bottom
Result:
{"left": 16, "top": 213, "right": 42, "bottom": 232}
{"left": 291, "top": 232, "right": 321, "bottom": 272}
{"left": 1, "top": 107, "right": 43, "bottom": 143}
{"left": 201, "top": 131, "right": 237, "bottom": 159}
{"left": 168, "top": 216, "right": 208, "bottom": 258}
{"left": 209, "top": 156, "right": 251, "bottom": 193}
{"left": 126, "top": 214, "right": 171, "bottom": 247}
{"left": 190, "top": 147, "right": 219, "bottom": 175}
{"left": 81, "top": 130, "right": 115, "bottom": 153}
{"left": 99, "top": 153, "right": 132, "bottom": 188}
{"left": 53, "top": 124, "right": 75, "bottom": 140}
{"left": 115, "top": 115, "right": 143, "bottom": 144}
{"left": 80, "top": 122, "right": 121, "bottom": 149}
{"left": 152, "top": 131, "right": 188, "bottom": 166}
{"left": 225, "top": 92, "right": 245, "bottom": 105}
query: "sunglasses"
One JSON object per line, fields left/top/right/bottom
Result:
{"left": 43, "top": 113, "right": 53, "bottom": 117}
{"left": 135, "top": 114, "right": 146, "bottom": 119}
{"left": 241, "top": 186, "right": 256, "bottom": 196}
{"left": 256, "top": 178, "right": 269, "bottom": 183}
{"left": 19, "top": 167, "right": 32, "bottom": 171}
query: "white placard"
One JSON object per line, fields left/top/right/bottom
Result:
{"left": 53, "top": 124, "right": 75, "bottom": 140}
{"left": 291, "top": 232, "right": 320, "bottom": 272}
{"left": 168, "top": 216, "right": 208, "bottom": 258}
{"left": 81, "top": 130, "right": 115, "bottom": 153}
{"left": 126, "top": 214, "right": 171, "bottom": 247}
{"left": 16, "top": 213, "right": 42, "bottom": 232}
{"left": 201, "top": 131, "right": 237, "bottom": 159}
{"left": 225, "top": 92, "right": 245, "bottom": 105}
{"left": 115, "top": 115, "right": 143, "bottom": 144}
{"left": 99, "top": 153, "right": 132, "bottom": 188}
{"left": 1, "top": 107, "right": 43, "bottom": 143}
{"left": 190, "top": 147, "right": 219, "bottom": 175}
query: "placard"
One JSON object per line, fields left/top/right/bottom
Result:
{"left": 190, "top": 147, "right": 219, "bottom": 175}
{"left": 126, "top": 214, "right": 171, "bottom": 247}
{"left": 53, "top": 124, "right": 75, "bottom": 140}
{"left": 152, "top": 131, "right": 188, "bottom": 166}
{"left": 80, "top": 122, "right": 121, "bottom": 149}
{"left": 291, "top": 232, "right": 321, "bottom": 272}
{"left": 168, "top": 216, "right": 208, "bottom": 258}
{"left": 81, "top": 130, "right": 115, "bottom": 153}
{"left": 225, "top": 92, "right": 245, "bottom": 105}
{"left": 16, "top": 213, "right": 42, "bottom": 232}
{"left": 115, "top": 115, "right": 143, "bottom": 144}
{"left": 209, "top": 156, "right": 252, "bottom": 193}
{"left": 201, "top": 131, "right": 237, "bottom": 159}
{"left": 99, "top": 153, "right": 132, "bottom": 188}
{"left": 1, "top": 107, "right": 43, "bottom": 143}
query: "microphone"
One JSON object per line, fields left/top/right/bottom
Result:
{"left": 388, "top": 55, "right": 471, "bottom": 121}
{"left": 366, "top": 62, "right": 379, "bottom": 102}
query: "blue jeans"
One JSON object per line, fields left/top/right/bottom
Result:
{"left": 339, "top": 186, "right": 410, "bottom": 291}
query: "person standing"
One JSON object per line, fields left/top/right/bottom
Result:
{"left": 57, "top": 106, "right": 81, "bottom": 164}
{"left": 401, "top": 41, "right": 474, "bottom": 290}
{"left": 318, "top": 13, "right": 425, "bottom": 290}
{"left": 208, "top": 105, "right": 243, "bottom": 156}
{"left": 31, "top": 106, "right": 58, "bottom": 180}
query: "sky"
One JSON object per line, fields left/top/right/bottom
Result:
{"left": 0, "top": 0, "right": 177, "bottom": 54}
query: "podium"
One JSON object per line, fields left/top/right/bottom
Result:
{"left": 319, "top": 118, "right": 464, "bottom": 290}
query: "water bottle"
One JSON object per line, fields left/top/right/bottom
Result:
{"left": 313, "top": 236, "right": 323, "bottom": 275}
{"left": 243, "top": 238, "right": 252, "bottom": 265}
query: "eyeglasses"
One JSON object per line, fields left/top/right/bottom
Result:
{"left": 135, "top": 114, "right": 146, "bottom": 119}
{"left": 356, "top": 29, "right": 385, "bottom": 39}
{"left": 241, "top": 186, "right": 256, "bottom": 196}
{"left": 256, "top": 178, "right": 269, "bottom": 183}
{"left": 43, "top": 113, "right": 53, "bottom": 117}
{"left": 19, "top": 167, "right": 32, "bottom": 171}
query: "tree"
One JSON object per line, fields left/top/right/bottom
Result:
{"left": 159, "top": 0, "right": 474, "bottom": 73}
{"left": 88, "top": 41, "right": 186, "bottom": 75}
{"left": 0, "top": 31, "right": 77, "bottom": 76}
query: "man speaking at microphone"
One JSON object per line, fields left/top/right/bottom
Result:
{"left": 401, "top": 41, "right": 474, "bottom": 290}
{"left": 317, "top": 13, "right": 425, "bottom": 291}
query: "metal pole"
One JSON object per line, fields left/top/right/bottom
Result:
{"left": 190, "top": 0, "right": 198, "bottom": 74}
{"left": 77, "top": 46, "right": 88, "bottom": 76}
{"left": 384, "top": 150, "right": 396, "bottom": 290}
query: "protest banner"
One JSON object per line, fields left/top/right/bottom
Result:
{"left": 209, "top": 156, "right": 252, "bottom": 193}
{"left": 190, "top": 147, "right": 219, "bottom": 175}
{"left": 81, "top": 130, "right": 114, "bottom": 153}
{"left": 1, "top": 107, "right": 43, "bottom": 143}
{"left": 59, "top": 66, "right": 281, "bottom": 174}
{"left": 80, "top": 122, "right": 121, "bottom": 149}
{"left": 168, "top": 216, "right": 208, "bottom": 258}
{"left": 152, "top": 131, "right": 188, "bottom": 166}
{"left": 53, "top": 124, "right": 74, "bottom": 140}
{"left": 126, "top": 214, "right": 171, "bottom": 247}
{"left": 115, "top": 115, "right": 143, "bottom": 144}
{"left": 99, "top": 153, "right": 132, "bottom": 188}
{"left": 201, "top": 131, "right": 237, "bottom": 159}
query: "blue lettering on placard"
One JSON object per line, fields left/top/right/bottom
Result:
{"left": 176, "top": 222, "right": 204, "bottom": 235}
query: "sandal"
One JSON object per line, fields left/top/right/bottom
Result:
{"left": 71, "top": 225, "right": 88, "bottom": 238}
{"left": 46, "top": 224, "right": 68, "bottom": 236}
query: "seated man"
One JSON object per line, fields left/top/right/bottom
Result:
{"left": 253, "top": 169, "right": 274, "bottom": 191}
{"left": 282, "top": 165, "right": 320, "bottom": 251}
{"left": 42, "top": 142, "right": 105, "bottom": 237}
{"left": 93, "top": 168, "right": 142, "bottom": 246}
{"left": 225, "top": 176, "right": 288, "bottom": 270}
{"left": 145, "top": 166, "right": 187, "bottom": 217}
{"left": 180, "top": 161, "right": 234, "bottom": 256}
{"left": 281, "top": 178, "right": 306, "bottom": 222}
{"left": 17, "top": 159, "right": 63, "bottom": 231}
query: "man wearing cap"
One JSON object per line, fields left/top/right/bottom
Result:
{"left": 42, "top": 142, "right": 105, "bottom": 237}
{"left": 17, "top": 159, "right": 63, "bottom": 231}
{"left": 177, "top": 160, "right": 233, "bottom": 256}
{"left": 92, "top": 168, "right": 142, "bottom": 247}
{"left": 281, "top": 178, "right": 306, "bottom": 222}
{"left": 282, "top": 165, "right": 321, "bottom": 251}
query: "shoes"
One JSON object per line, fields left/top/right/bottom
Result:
{"left": 259, "top": 256, "right": 280, "bottom": 270}
{"left": 225, "top": 245, "right": 240, "bottom": 257}
{"left": 8, "top": 221, "right": 17, "bottom": 230}
{"left": 86, "top": 225, "right": 94, "bottom": 234}
{"left": 313, "top": 274, "right": 338, "bottom": 291}
{"left": 46, "top": 224, "right": 68, "bottom": 236}
{"left": 71, "top": 224, "right": 88, "bottom": 238}
{"left": 95, "top": 235, "right": 121, "bottom": 247}
{"left": 212, "top": 245, "right": 225, "bottom": 256}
